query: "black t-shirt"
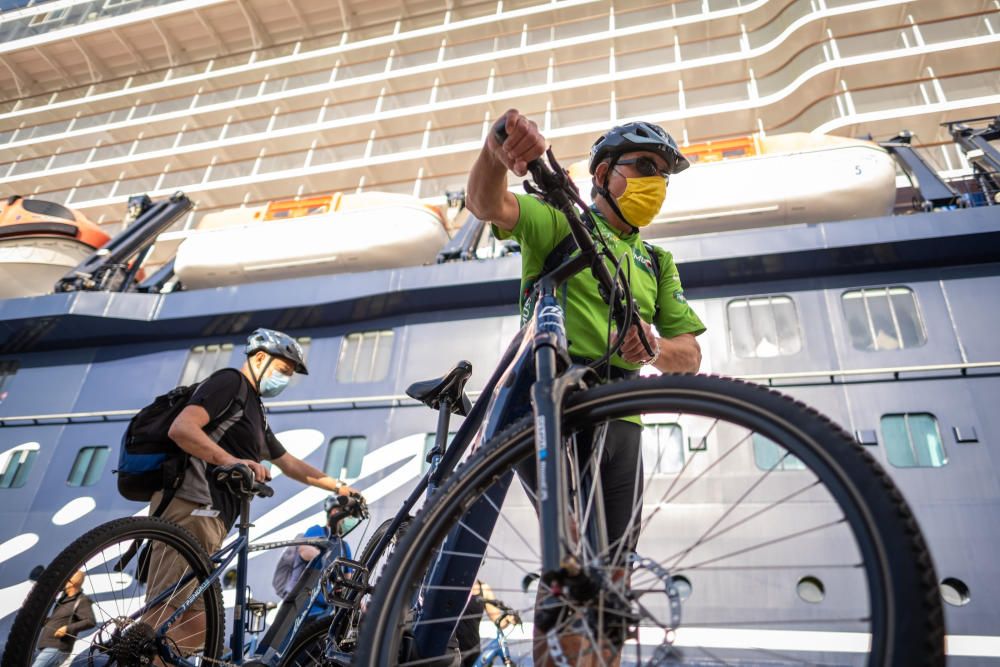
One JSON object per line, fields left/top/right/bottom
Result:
{"left": 176, "top": 368, "right": 286, "bottom": 527}
{"left": 455, "top": 592, "right": 486, "bottom": 666}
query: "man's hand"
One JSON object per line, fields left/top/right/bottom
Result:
{"left": 612, "top": 320, "right": 659, "bottom": 365}
{"left": 337, "top": 484, "right": 363, "bottom": 500}
{"left": 54, "top": 625, "right": 68, "bottom": 638}
{"left": 231, "top": 458, "right": 270, "bottom": 482}
{"left": 487, "top": 108, "right": 547, "bottom": 177}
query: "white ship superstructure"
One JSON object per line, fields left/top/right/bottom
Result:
{"left": 1, "top": 0, "right": 998, "bottom": 236}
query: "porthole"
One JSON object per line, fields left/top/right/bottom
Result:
{"left": 940, "top": 577, "right": 970, "bottom": 607}
{"left": 796, "top": 576, "right": 825, "bottom": 603}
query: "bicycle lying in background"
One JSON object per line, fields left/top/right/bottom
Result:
{"left": 2, "top": 465, "right": 370, "bottom": 667}
{"left": 348, "top": 129, "right": 946, "bottom": 666}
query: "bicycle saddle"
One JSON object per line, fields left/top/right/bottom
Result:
{"left": 213, "top": 463, "right": 274, "bottom": 498}
{"left": 406, "top": 360, "right": 473, "bottom": 416}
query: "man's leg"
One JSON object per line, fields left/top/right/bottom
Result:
{"left": 526, "top": 420, "right": 642, "bottom": 666}
{"left": 31, "top": 648, "right": 69, "bottom": 667}
{"left": 143, "top": 491, "right": 226, "bottom": 656}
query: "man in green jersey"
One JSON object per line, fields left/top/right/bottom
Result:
{"left": 467, "top": 109, "right": 705, "bottom": 664}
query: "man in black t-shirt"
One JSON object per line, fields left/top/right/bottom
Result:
{"left": 147, "top": 328, "right": 362, "bottom": 654}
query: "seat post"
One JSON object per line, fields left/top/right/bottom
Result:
{"left": 427, "top": 398, "right": 453, "bottom": 492}
{"left": 230, "top": 492, "right": 253, "bottom": 658}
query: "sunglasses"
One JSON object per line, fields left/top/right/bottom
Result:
{"left": 615, "top": 157, "right": 671, "bottom": 179}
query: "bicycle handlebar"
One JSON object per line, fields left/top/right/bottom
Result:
{"left": 492, "top": 118, "right": 656, "bottom": 359}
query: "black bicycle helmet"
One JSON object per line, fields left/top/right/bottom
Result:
{"left": 244, "top": 328, "right": 309, "bottom": 374}
{"left": 588, "top": 121, "right": 690, "bottom": 175}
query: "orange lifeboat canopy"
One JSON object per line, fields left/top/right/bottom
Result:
{"left": 0, "top": 195, "right": 110, "bottom": 249}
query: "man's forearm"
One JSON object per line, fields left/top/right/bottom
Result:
{"left": 289, "top": 457, "right": 342, "bottom": 491}
{"left": 466, "top": 146, "right": 511, "bottom": 223}
{"left": 652, "top": 335, "right": 702, "bottom": 373}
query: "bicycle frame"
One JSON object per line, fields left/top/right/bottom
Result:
{"left": 407, "top": 253, "right": 598, "bottom": 659}
{"left": 151, "top": 493, "right": 346, "bottom": 667}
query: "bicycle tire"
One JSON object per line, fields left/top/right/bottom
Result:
{"left": 278, "top": 517, "right": 412, "bottom": 667}
{"left": 2, "top": 517, "right": 224, "bottom": 667}
{"left": 356, "top": 374, "right": 944, "bottom": 667}
{"left": 278, "top": 616, "right": 345, "bottom": 667}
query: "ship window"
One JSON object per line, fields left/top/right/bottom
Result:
{"left": 21, "top": 198, "right": 76, "bottom": 221}
{"left": 727, "top": 296, "right": 802, "bottom": 358}
{"left": 641, "top": 423, "right": 684, "bottom": 475}
{"left": 336, "top": 331, "right": 394, "bottom": 383}
{"left": 0, "top": 360, "right": 18, "bottom": 401}
{"left": 179, "top": 343, "right": 235, "bottom": 385}
{"left": 752, "top": 434, "right": 805, "bottom": 471}
{"left": 842, "top": 287, "right": 926, "bottom": 351}
{"left": 423, "top": 432, "right": 457, "bottom": 473}
{"left": 882, "top": 414, "right": 946, "bottom": 468}
{"left": 324, "top": 436, "right": 367, "bottom": 479}
{"left": 0, "top": 443, "right": 39, "bottom": 489}
{"left": 67, "top": 446, "right": 111, "bottom": 487}
{"left": 29, "top": 7, "right": 68, "bottom": 25}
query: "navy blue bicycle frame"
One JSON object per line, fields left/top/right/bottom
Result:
{"left": 410, "top": 253, "right": 594, "bottom": 658}
{"left": 150, "top": 504, "right": 341, "bottom": 666}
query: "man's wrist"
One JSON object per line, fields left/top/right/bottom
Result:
{"left": 645, "top": 340, "right": 661, "bottom": 366}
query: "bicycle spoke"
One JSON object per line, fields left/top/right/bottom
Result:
{"left": 677, "top": 518, "right": 847, "bottom": 572}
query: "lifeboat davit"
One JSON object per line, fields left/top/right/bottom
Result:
{"left": 174, "top": 191, "right": 451, "bottom": 289}
{"left": 568, "top": 133, "right": 899, "bottom": 237}
{"left": 0, "top": 196, "right": 110, "bottom": 299}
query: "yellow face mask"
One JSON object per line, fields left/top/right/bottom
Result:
{"left": 615, "top": 175, "right": 666, "bottom": 228}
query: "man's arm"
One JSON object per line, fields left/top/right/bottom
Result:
{"left": 616, "top": 324, "right": 702, "bottom": 373}
{"left": 168, "top": 406, "right": 270, "bottom": 481}
{"left": 652, "top": 332, "right": 702, "bottom": 373}
{"left": 65, "top": 596, "right": 96, "bottom": 635}
{"left": 271, "top": 452, "right": 362, "bottom": 497}
{"left": 466, "top": 108, "right": 546, "bottom": 231}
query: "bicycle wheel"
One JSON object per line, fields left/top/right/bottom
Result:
{"left": 278, "top": 517, "right": 411, "bottom": 667}
{"left": 3, "top": 517, "right": 224, "bottom": 667}
{"left": 356, "top": 374, "right": 943, "bottom": 667}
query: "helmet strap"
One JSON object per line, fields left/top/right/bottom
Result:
{"left": 595, "top": 155, "right": 640, "bottom": 235}
{"left": 249, "top": 354, "right": 274, "bottom": 394}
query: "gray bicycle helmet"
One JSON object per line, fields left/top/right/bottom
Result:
{"left": 588, "top": 121, "right": 690, "bottom": 175}
{"left": 244, "top": 328, "right": 309, "bottom": 374}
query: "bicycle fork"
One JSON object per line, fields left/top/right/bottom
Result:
{"left": 531, "top": 289, "right": 593, "bottom": 590}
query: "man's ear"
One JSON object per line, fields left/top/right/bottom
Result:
{"left": 593, "top": 160, "right": 609, "bottom": 184}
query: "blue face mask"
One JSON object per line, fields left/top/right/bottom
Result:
{"left": 259, "top": 369, "right": 291, "bottom": 397}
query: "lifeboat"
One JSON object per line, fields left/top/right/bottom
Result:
{"left": 173, "top": 191, "right": 451, "bottom": 289}
{"left": 568, "top": 133, "right": 899, "bottom": 237}
{"left": 0, "top": 196, "right": 110, "bottom": 299}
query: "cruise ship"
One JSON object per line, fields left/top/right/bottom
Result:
{"left": 0, "top": 0, "right": 999, "bottom": 663}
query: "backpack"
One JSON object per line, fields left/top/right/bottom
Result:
{"left": 273, "top": 543, "right": 310, "bottom": 601}
{"left": 115, "top": 368, "right": 251, "bottom": 513}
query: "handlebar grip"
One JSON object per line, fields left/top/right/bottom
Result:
{"left": 492, "top": 117, "right": 509, "bottom": 145}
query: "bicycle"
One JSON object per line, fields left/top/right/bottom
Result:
{"left": 349, "top": 126, "right": 946, "bottom": 666}
{"left": 473, "top": 598, "right": 522, "bottom": 667}
{"left": 2, "top": 465, "right": 371, "bottom": 667}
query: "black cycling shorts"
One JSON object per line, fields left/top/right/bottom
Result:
{"left": 516, "top": 419, "right": 643, "bottom": 566}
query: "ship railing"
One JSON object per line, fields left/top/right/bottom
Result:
{"left": 2, "top": 361, "right": 1000, "bottom": 426}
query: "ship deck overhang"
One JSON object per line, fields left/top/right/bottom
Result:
{"left": 0, "top": 206, "right": 998, "bottom": 355}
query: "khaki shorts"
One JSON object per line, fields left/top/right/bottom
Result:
{"left": 144, "top": 491, "right": 226, "bottom": 613}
